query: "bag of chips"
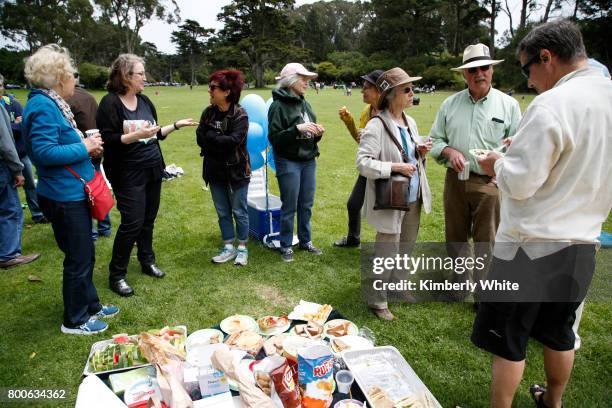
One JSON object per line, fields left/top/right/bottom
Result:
{"left": 297, "top": 345, "right": 335, "bottom": 408}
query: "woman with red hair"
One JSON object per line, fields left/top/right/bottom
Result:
{"left": 196, "top": 70, "right": 251, "bottom": 266}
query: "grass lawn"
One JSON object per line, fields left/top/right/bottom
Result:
{"left": 1, "top": 87, "right": 610, "bottom": 407}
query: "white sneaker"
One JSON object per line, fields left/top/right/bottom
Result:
{"left": 234, "top": 248, "right": 248, "bottom": 266}
{"left": 212, "top": 247, "right": 237, "bottom": 263}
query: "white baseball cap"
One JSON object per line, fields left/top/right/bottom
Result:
{"left": 275, "top": 63, "right": 318, "bottom": 80}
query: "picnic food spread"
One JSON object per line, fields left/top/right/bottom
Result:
{"left": 78, "top": 301, "right": 441, "bottom": 408}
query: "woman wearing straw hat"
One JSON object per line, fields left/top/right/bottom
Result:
{"left": 357, "top": 67, "right": 432, "bottom": 321}
{"left": 268, "top": 63, "right": 325, "bottom": 263}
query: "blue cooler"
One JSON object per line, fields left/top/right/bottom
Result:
{"left": 248, "top": 195, "right": 281, "bottom": 240}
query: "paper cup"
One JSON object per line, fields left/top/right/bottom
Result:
{"left": 335, "top": 370, "right": 354, "bottom": 394}
{"left": 458, "top": 160, "right": 470, "bottom": 181}
{"left": 85, "top": 129, "right": 99, "bottom": 138}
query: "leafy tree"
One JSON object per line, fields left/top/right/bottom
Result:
{"left": 78, "top": 62, "right": 109, "bottom": 88}
{"left": 216, "top": 0, "right": 307, "bottom": 88}
{"left": 316, "top": 61, "right": 339, "bottom": 82}
{"left": 439, "top": 0, "right": 489, "bottom": 55}
{"left": 171, "top": 19, "right": 214, "bottom": 86}
{"left": 93, "top": 0, "right": 180, "bottom": 53}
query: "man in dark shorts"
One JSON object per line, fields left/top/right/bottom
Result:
{"left": 476, "top": 20, "right": 612, "bottom": 408}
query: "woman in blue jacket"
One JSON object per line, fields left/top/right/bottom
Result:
{"left": 22, "top": 44, "right": 117, "bottom": 335}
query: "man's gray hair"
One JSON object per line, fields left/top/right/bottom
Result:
{"left": 277, "top": 73, "right": 301, "bottom": 89}
{"left": 517, "top": 19, "right": 587, "bottom": 63}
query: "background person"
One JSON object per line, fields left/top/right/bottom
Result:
{"left": 356, "top": 67, "right": 432, "bottom": 321}
{"left": 429, "top": 43, "right": 521, "bottom": 300}
{"left": 22, "top": 44, "right": 115, "bottom": 334}
{"left": 0, "top": 73, "right": 46, "bottom": 223}
{"left": 474, "top": 20, "right": 612, "bottom": 408}
{"left": 268, "top": 63, "right": 325, "bottom": 263}
{"left": 67, "top": 77, "right": 112, "bottom": 240}
{"left": 334, "top": 69, "right": 383, "bottom": 248}
{"left": 97, "top": 54, "right": 196, "bottom": 297}
{"left": 196, "top": 70, "right": 250, "bottom": 266}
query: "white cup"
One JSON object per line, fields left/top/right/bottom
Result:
{"left": 458, "top": 159, "right": 470, "bottom": 181}
{"left": 85, "top": 129, "right": 99, "bottom": 138}
{"left": 335, "top": 370, "right": 354, "bottom": 394}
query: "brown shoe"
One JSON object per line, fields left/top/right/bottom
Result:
{"left": 0, "top": 253, "right": 41, "bottom": 269}
{"left": 370, "top": 307, "right": 395, "bottom": 321}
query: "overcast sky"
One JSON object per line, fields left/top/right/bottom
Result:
{"left": 141, "top": 0, "right": 558, "bottom": 54}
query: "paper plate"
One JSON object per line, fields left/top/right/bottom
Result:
{"left": 256, "top": 316, "right": 292, "bottom": 336}
{"left": 220, "top": 315, "right": 258, "bottom": 334}
{"left": 323, "top": 319, "right": 358, "bottom": 339}
{"left": 330, "top": 335, "right": 373, "bottom": 354}
{"left": 186, "top": 329, "right": 224, "bottom": 352}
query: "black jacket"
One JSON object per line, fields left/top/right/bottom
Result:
{"left": 96, "top": 92, "right": 165, "bottom": 183}
{"left": 196, "top": 103, "right": 250, "bottom": 189}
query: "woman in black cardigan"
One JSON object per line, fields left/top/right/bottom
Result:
{"left": 97, "top": 54, "right": 195, "bottom": 297}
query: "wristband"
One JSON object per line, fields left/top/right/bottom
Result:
{"left": 173, "top": 122, "right": 179, "bottom": 130}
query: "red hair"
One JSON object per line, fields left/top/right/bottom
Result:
{"left": 209, "top": 70, "right": 245, "bottom": 104}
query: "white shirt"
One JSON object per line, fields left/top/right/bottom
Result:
{"left": 494, "top": 66, "right": 612, "bottom": 259}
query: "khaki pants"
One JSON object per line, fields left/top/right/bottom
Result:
{"left": 365, "top": 201, "right": 421, "bottom": 309}
{"left": 443, "top": 169, "right": 499, "bottom": 297}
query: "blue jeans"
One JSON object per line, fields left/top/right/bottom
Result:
{"left": 92, "top": 162, "right": 111, "bottom": 238}
{"left": 275, "top": 157, "right": 316, "bottom": 249}
{"left": 0, "top": 161, "right": 24, "bottom": 261}
{"left": 38, "top": 195, "right": 101, "bottom": 327}
{"left": 20, "top": 155, "right": 43, "bottom": 219}
{"left": 209, "top": 183, "right": 249, "bottom": 242}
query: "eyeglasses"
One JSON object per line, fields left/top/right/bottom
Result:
{"left": 467, "top": 65, "right": 491, "bottom": 74}
{"left": 208, "top": 84, "right": 221, "bottom": 91}
{"left": 521, "top": 54, "right": 541, "bottom": 79}
{"left": 73, "top": 72, "right": 79, "bottom": 79}
{"left": 403, "top": 86, "right": 413, "bottom": 94}
{"left": 130, "top": 71, "right": 146, "bottom": 77}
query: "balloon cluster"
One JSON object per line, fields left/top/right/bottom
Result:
{"left": 241, "top": 94, "right": 276, "bottom": 171}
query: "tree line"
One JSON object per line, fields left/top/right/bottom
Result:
{"left": 0, "top": 0, "right": 609, "bottom": 91}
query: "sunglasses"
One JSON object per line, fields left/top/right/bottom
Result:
{"left": 403, "top": 86, "right": 413, "bottom": 94}
{"left": 73, "top": 72, "right": 79, "bottom": 79}
{"left": 208, "top": 84, "right": 221, "bottom": 91}
{"left": 467, "top": 65, "right": 491, "bottom": 74}
{"left": 521, "top": 54, "right": 541, "bottom": 79}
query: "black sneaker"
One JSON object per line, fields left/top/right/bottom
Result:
{"left": 280, "top": 248, "right": 294, "bottom": 262}
{"left": 299, "top": 242, "right": 323, "bottom": 255}
{"left": 333, "top": 236, "right": 360, "bottom": 248}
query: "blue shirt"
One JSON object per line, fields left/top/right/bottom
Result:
{"left": 22, "top": 90, "right": 93, "bottom": 202}
{"left": 397, "top": 125, "right": 419, "bottom": 203}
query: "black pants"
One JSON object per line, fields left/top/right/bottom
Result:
{"left": 346, "top": 175, "right": 367, "bottom": 241}
{"left": 109, "top": 167, "right": 162, "bottom": 282}
{"left": 39, "top": 196, "right": 101, "bottom": 327}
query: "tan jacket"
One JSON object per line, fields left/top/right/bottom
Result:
{"left": 356, "top": 109, "right": 432, "bottom": 234}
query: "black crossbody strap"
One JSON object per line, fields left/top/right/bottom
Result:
{"left": 373, "top": 116, "right": 409, "bottom": 163}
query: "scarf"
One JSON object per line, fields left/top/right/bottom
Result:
{"left": 39, "top": 88, "right": 85, "bottom": 140}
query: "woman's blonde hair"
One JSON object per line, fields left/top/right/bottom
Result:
{"left": 24, "top": 44, "right": 75, "bottom": 89}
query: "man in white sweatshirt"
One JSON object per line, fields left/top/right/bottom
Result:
{"left": 473, "top": 19, "right": 612, "bottom": 408}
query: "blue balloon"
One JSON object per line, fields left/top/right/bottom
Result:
{"left": 267, "top": 147, "right": 276, "bottom": 172}
{"left": 241, "top": 94, "right": 267, "bottom": 127}
{"left": 249, "top": 150, "right": 265, "bottom": 171}
{"left": 247, "top": 122, "right": 267, "bottom": 154}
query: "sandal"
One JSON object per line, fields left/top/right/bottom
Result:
{"left": 529, "top": 384, "right": 564, "bottom": 408}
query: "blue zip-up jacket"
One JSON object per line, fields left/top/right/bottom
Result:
{"left": 22, "top": 89, "right": 93, "bottom": 202}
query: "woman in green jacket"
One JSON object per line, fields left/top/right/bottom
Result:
{"left": 268, "top": 63, "right": 325, "bottom": 262}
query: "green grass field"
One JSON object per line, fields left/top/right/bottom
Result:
{"left": 1, "top": 87, "right": 610, "bottom": 407}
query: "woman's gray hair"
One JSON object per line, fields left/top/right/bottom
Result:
{"left": 517, "top": 19, "right": 587, "bottom": 63}
{"left": 378, "top": 87, "right": 397, "bottom": 111}
{"left": 276, "top": 73, "right": 301, "bottom": 90}
{"left": 24, "top": 44, "right": 75, "bottom": 89}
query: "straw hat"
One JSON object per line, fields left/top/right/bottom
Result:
{"left": 451, "top": 43, "right": 504, "bottom": 71}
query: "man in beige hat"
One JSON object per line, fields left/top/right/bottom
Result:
{"left": 429, "top": 44, "right": 521, "bottom": 299}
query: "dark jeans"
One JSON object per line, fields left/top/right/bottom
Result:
{"left": 38, "top": 195, "right": 101, "bottom": 327}
{"left": 0, "top": 161, "right": 23, "bottom": 261}
{"left": 109, "top": 167, "right": 162, "bottom": 282}
{"left": 275, "top": 157, "right": 316, "bottom": 249}
{"left": 345, "top": 175, "right": 366, "bottom": 241}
